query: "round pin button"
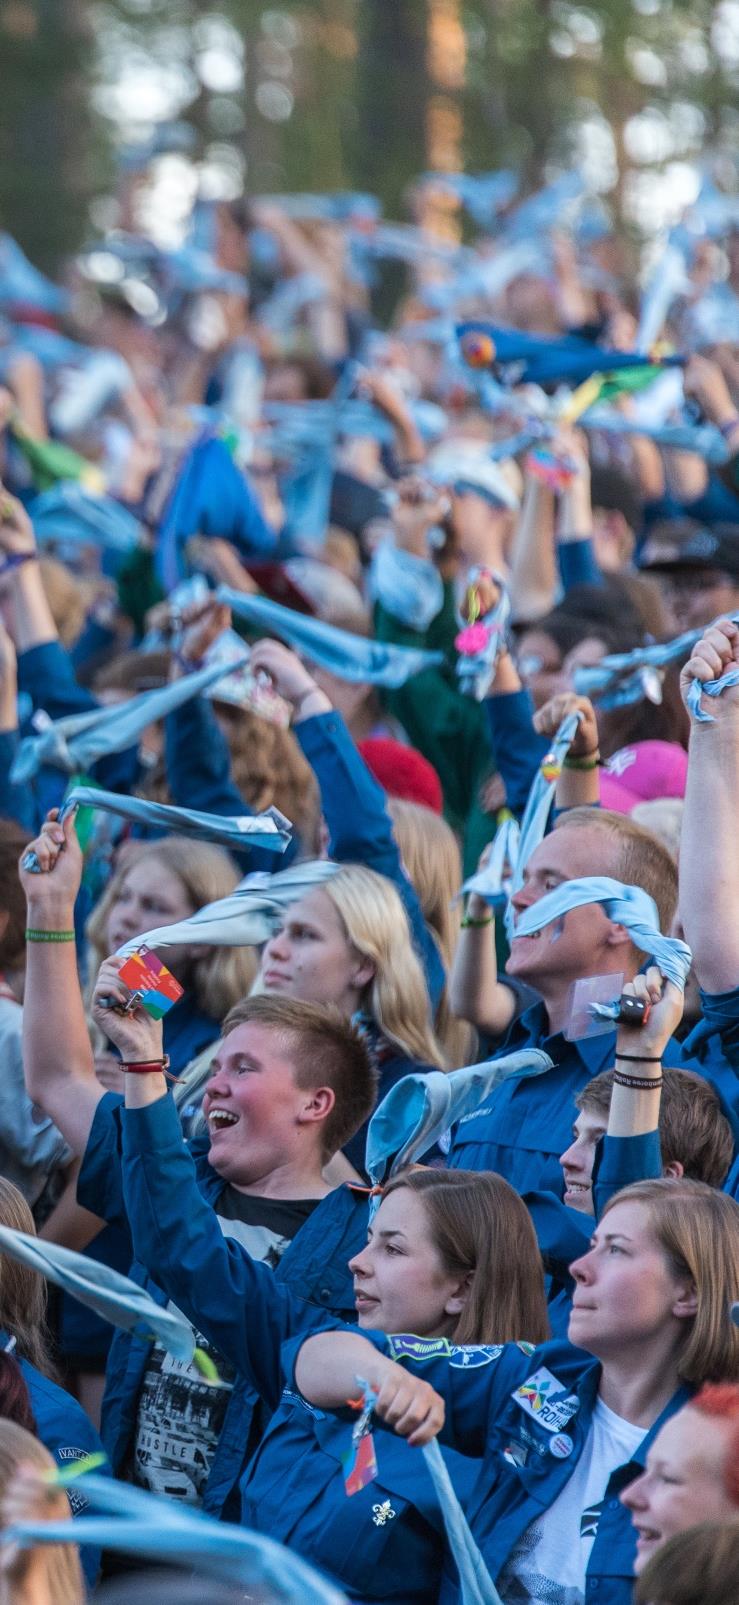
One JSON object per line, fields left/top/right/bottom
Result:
{"left": 550, "top": 1433, "right": 573, "bottom": 1459}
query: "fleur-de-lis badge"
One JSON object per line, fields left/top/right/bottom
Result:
{"left": 372, "top": 1499, "right": 397, "bottom": 1527}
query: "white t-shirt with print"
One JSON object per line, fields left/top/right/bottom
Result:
{"left": 498, "top": 1398, "right": 645, "bottom": 1605}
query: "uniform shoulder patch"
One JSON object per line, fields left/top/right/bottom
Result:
{"left": 515, "top": 1341, "right": 535, "bottom": 1356}
{"left": 389, "top": 1335, "right": 451, "bottom": 1363}
{"left": 449, "top": 1345, "right": 503, "bottom": 1369}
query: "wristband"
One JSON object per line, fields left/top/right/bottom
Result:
{"left": 25, "top": 928, "right": 75, "bottom": 943}
{"left": 461, "top": 914, "right": 493, "bottom": 929}
{"left": 120, "top": 1055, "right": 179, "bottom": 1082}
{"left": 563, "top": 752, "right": 600, "bottom": 771}
{"left": 718, "top": 416, "right": 739, "bottom": 439}
{"left": 0, "top": 552, "right": 37, "bottom": 578}
{"left": 614, "top": 1052, "right": 662, "bottom": 1063}
{"left": 613, "top": 1072, "right": 663, "bottom": 1091}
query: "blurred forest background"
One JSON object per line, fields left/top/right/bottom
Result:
{"left": 1, "top": 0, "right": 737, "bottom": 271}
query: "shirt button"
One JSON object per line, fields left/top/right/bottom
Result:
{"left": 319, "top": 1287, "right": 332, "bottom": 1302}
{"left": 608, "top": 1498, "right": 620, "bottom": 1509}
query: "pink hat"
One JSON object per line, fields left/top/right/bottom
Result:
{"left": 599, "top": 741, "right": 688, "bottom": 814}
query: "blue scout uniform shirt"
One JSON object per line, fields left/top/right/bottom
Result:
{"left": 3, "top": 1336, "right": 109, "bottom": 1589}
{"left": 326, "top": 1332, "right": 694, "bottom": 1605}
{"left": 450, "top": 989, "right": 739, "bottom": 1197}
{"left": 118, "top": 1095, "right": 481, "bottom": 1603}
{"left": 77, "top": 1092, "right": 370, "bottom": 1519}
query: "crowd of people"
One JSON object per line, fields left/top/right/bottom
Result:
{"left": 0, "top": 156, "right": 739, "bottom": 1603}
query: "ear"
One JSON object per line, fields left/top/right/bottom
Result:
{"left": 444, "top": 1270, "right": 474, "bottom": 1317}
{"left": 662, "top": 1160, "right": 684, "bottom": 1180}
{"left": 672, "top": 1279, "right": 699, "bottom": 1322}
{"left": 298, "top": 1086, "right": 336, "bottom": 1127}
{"left": 604, "top": 921, "right": 633, "bottom": 951}
{"left": 352, "top": 956, "right": 376, "bottom": 992}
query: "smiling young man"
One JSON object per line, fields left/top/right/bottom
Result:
{"left": 19, "top": 814, "right": 378, "bottom": 1517}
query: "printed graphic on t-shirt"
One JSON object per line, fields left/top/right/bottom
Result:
{"left": 498, "top": 1518, "right": 588, "bottom": 1604}
{"left": 131, "top": 1195, "right": 316, "bottom": 1504}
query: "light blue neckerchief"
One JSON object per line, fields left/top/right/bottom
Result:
{"left": 21, "top": 787, "right": 292, "bottom": 873}
{"left": 504, "top": 710, "right": 582, "bottom": 937}
{"left": 116, "top": 859, "right": 340, "bottom": 956}
{"left": 365, "top": 1050, "right": 552, "bottom": 1194}
{"left": 369, "top": 539, "right": 444, "bottom": 633}
{"left": 574, "top": 614, "right": 739, "bottom": 711}
{"left": 421, "top": 1439, "right": 503, "bottom": 1605}
{"left": 11, "top": 654, "right": 249, "bottom": 783}
{"left": 0, "top": 1226, "right": 195, "bottom": 1362}
{"left": 686, "top": 664, "right": 739, "bottom": 723}
{"left": 460, "top": 814, "right": 520, "bottom": 910}
{"left": 513, "top": 877, "right": 692, "bottom": 992}
{"left": 218, "top": 587, "right": 444, "bottom": 686}
{"left": 9, "top": 1473, "right": 347, "bottom": 1604}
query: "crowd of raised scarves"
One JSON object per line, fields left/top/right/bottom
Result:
{"left": 1, "top": 163, "right": 739, "bottom": 1605}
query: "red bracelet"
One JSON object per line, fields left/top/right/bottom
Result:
{"left": 120, "top": 1056, "right": 180, "bottom": 1082}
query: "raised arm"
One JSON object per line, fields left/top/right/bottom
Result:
{"left": 20, "top": 810, "right": 105, "bottom": 1154}
{"left": 591, "top": 971, "right": 682, "bottom": 1220}
{"left": 679, "top": 617, "right": 739, "bottom": 992}
{"left": 101, "top": 970, "right": 317, "bottom": 1406}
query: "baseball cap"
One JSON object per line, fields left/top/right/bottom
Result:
{"left": 639, "top": 520, "right": 739, "bottom": 582}
{"left": 599, "top": 740, "right": 688, "bottom": 814}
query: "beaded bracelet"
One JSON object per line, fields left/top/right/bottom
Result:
{"left": 25, "top": 929, "right": 75, "bottom": 943}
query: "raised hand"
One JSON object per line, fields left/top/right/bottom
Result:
{"left": 19, "top": 808, "right": 82, "bottom": 914}
{"left": 680, "top": 617, "right": 739, "bottom": 719}
{"left": 534, "top": 691, "right": 598, "bottom": 757}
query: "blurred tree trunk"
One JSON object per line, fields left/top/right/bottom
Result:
{"left": 353, "top": 0, "right": 429, "bottom": 215}
{"left": 0, "top": 0, "right": 104, "bottom": 270}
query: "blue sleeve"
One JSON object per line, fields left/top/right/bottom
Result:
{"left": 164, "top": 695, "right": 296, "bottom": 873}
{"left": 17, "top": 641, "right": 139, "bottom": 794}
{"left": 675, "top": 986, "right": 739, "bottom": 1140}
{"left": 296, "top": 711, "right": 444, "bottom": 1011}
{"left": 22, "top": 1365, "right": 109, "bottom": 1589}
{"left": 0, "top": 730, "right": 35, "bottom": 828}
{"left": 524, "top": 1190, "right": 591, "bottom": 1266}
{"left": 17, "top": 640, "right": 96, "bottom": 720}
{"left": 121, "top": 1093, "right": 325, "bottom": 1408}
{"left": 592, "top": 1131, "right": 662, "bottom": 1219}
{"left": 558, "top": 537, "right": 602, "bottom": 592}
{"left": 484, "top": 689, "right": 548, "bottom": 820}
{"left": 76, "top": 1093, "right": 126, "bottom": 1226}
{"left": 281, "top": 1329, "right": 535, "bottom": 1459}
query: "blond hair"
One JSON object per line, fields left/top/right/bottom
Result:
{"left": 0, "top": 1179, "right": 55, "bottom": 1376}
{"left": 604, "top": 1179, "right": 739, "bottom": 1385}
{"left": 323, "top": 865, "right": 446, "bottom": 1069}
{"left": 86, "top": 836, "right": 257, "bottom": 1030}
{"left": 0, "top": 1421, "right": 84, "bottom": 1604}
{"left": 388, "top": 800, "right": 474, "bottom": 1066}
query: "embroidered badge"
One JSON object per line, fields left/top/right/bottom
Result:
{"left": 512, "top": 1368, "right": 580, "bottom": 1434}
{"left": 372, "top": 1500, "right": 397, "bottom": 1527}
{"left": 449, "top": 1345, "right": 503, "bottom": 1369}
{"left": 389, "top": 1335, "right": 451, "bottom": 1363}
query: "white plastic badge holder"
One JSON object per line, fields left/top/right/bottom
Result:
{"left": 565, "top": 973, "right": 624, "bottom": 1042}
